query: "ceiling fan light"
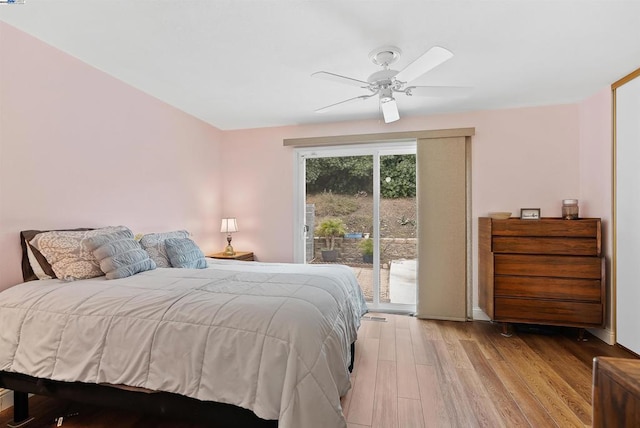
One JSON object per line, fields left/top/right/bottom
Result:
{"left": 381, "top": 98, "right": 399, "bottom": 123}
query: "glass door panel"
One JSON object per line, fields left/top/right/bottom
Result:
{"left": 305, "top": 155, "right": 375, "bottom": 303}
{"left": 380, "top": 154, "right": 417, "bottom": 306}
{"left": 298, "top": 143, "right": 416, "bottom": 312}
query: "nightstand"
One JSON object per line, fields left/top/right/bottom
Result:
{"left": 208, "top": 251, "right": 254, "bottom": 261}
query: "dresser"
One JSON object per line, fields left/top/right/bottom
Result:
{"left": 478, "top": 217, "right": 605, "bottom": 331}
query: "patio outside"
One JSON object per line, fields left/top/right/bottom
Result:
{"left": 351, "top": 259, "right": 416, "bottom": 304}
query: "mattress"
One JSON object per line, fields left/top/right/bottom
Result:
{"left": 0, "top": 260, "right": 367, "bottom": 428}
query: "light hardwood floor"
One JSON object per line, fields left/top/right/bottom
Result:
{"left": 343, "top": 314, "right": 636, "bottom": 428}
{"left": 0, "top": 314, "right": 636, "bottom": 427}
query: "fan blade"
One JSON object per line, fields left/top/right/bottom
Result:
{"left": 405, "top": 86, "right": 472, "bottom": 98}
{"left": 315, "top": 94, "right": 376, "bottom": 113}
{"left": 380, "top": 98, "right": 400, "bottom": 123}
{"left": 312, "top": 71, "right": 370, "bottom": 88}
{"left": 395, "top": 46, "right": 454, "bottom": 83}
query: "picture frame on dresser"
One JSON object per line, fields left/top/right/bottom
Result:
{"left": 520, "top": 208, "right": 541, "bottom": 220}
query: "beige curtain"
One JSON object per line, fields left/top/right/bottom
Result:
{"left": 416, "top": 136, "right": 468, "bottom": 320}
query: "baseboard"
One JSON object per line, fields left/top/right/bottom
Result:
{"left": 0, "top": 388, "right": 13, "bottom": 412}
{"left": 588, "top": 327, "right": 615, "bottom": 345}
{"left": 472, "top": 307, "right": 490, "bottom": 321}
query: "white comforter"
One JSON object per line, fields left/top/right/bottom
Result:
{"left": 0, "top": 260, "right": 367, "bottom": 427}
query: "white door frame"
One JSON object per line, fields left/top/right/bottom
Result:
{"left": 293, "top": 141, "right": 417, "bottom": 312}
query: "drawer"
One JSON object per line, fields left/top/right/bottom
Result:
{"left": 491, "top": 219, "right": 599, "bottom": 238}
{"left": 493, "top": 236, "right": 598, "bottom": 256}
{"left": 495, "top": 276, "right": 602, "bottom": 302}
{"left": 495, "top": 297, "right": 603, "bottom": 326}
{"left": 494, "top": 254, "right": 603, "bottom": 279}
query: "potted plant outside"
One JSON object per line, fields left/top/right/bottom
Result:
{"left": 359, "top": 237, "right": 374, "bottom": 263}
{"left": 316, "top": 218, "right": 346, "bottom": 262}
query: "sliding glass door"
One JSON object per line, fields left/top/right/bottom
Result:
{"left": 294, "top": 143, "right": 416, "bottom": 312}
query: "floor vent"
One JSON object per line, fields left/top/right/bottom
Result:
{"left": 362, "top": 315, "right": 387, "bottom": 322}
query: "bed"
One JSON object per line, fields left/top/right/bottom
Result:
{"left": 0, "top": 228, "right": 367, "bottom": 427}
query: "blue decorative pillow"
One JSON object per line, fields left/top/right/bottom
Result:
{"left": 164, "top": 238, "right": 207, "bottom": 269}
{"left": 83, "top": 228, "right": 156, "bottom": 279}
{"left": 139, "top": 230, "right": 190, "bottom": 268}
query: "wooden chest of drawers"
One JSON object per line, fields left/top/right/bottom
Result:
{"left": 479, "top": 217, "right": 605, "bottom": 328}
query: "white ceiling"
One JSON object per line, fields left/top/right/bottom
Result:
{"left": 2, "top": 1, "right": 640, "bottom": 130}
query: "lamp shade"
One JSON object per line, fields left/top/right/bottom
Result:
{"left": 220, "top": 218, "right": 238, "bottom": 233}
{"left": 381, "top": 98, "right": 399, "bottom": 123}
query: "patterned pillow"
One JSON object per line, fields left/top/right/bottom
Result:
{"left": 164, "top": 238, "right": 207, "bottom": 269}
{"left": 83, "top": 229, "right": 156, "bottom": 279}
{"left": 139, "top": 230, "right": 189, "bottom": 268}
{"left": 29, "top": 226, "right": 129, "bottom": 281}
{"left": 20, "top": 228, "right": 93, "bottom": 282}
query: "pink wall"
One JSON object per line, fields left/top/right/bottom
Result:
{"left": 221, "top": 104, "right": 583, "bottom": 312}
{"left": 0, "top": 23, "right": 223, "bottom": 290}
{"left": 579, "top": 87, "right": 613, "bottom": 336}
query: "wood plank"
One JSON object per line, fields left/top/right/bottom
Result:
{"left": 556, "top": 331, "right": 635, "bottom": 366}
{"left": 415, "top": 364, "right": 451, "bottom": 428}
{"left": 396, "top": 327, "right": 420, "bottom": 399}
{"left": 460, "top": 340, "right": 529, "bottom": 427}
{"left": 430, "top": 339, "right": 478, "bottom": 426}
{"left": 466, "top": 321, "right": 504, "bottom": 361}
{"left": 456, "top": 367, "right": 505, "bottom": 427}
{"left": 347, "top": 338, "right": 380, "bottom": 426}
{"left": 491, "top": 360, "right": 559, "bottom": 428}
{"left": 436, "top": 321, "right": 473, "bottom": 370}
{"left": 397, "top": 398, "right": 424, "bottom": 428}
{"left": 365, "top": 319, "right": 382, "bottom": 339}
{"left": 525, "top": 334, "right": 593, "bottom": 402}
{"left": 395, "top": 315, "right": 409, "bottom": 329}
{"left": 409, "top": 316, "right": 431, "bottom": 365}
{"left": 351, "top": 334, "right": 367, "bottom": 379}
{"left": 378, "top": 320, "right": 396, "bottom": 361}
{"left": 358, "top": 319, "right": 370, "bottom": 340}
{"left": 419, "top": 318, "right": 444, "bottom": 341}
{"left": 489, "top": 334, "right": 588, "bottom": 426}
{"left": 371, "top": 360, "right": 397, "bottom": 428}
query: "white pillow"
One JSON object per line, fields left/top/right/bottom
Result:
{"left": 30, "top": 226, "right": 129, "bottom": 281}
{"left": 139, "top": 230, "right": 189, "bottom": 268}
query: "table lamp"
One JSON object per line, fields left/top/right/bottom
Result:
{"left": 220, "top": 218, "right": 238, "bottom": 255}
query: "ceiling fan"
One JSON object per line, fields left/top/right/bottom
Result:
{"left": 312, "top": 45, "right": 471, "bottom": 123}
